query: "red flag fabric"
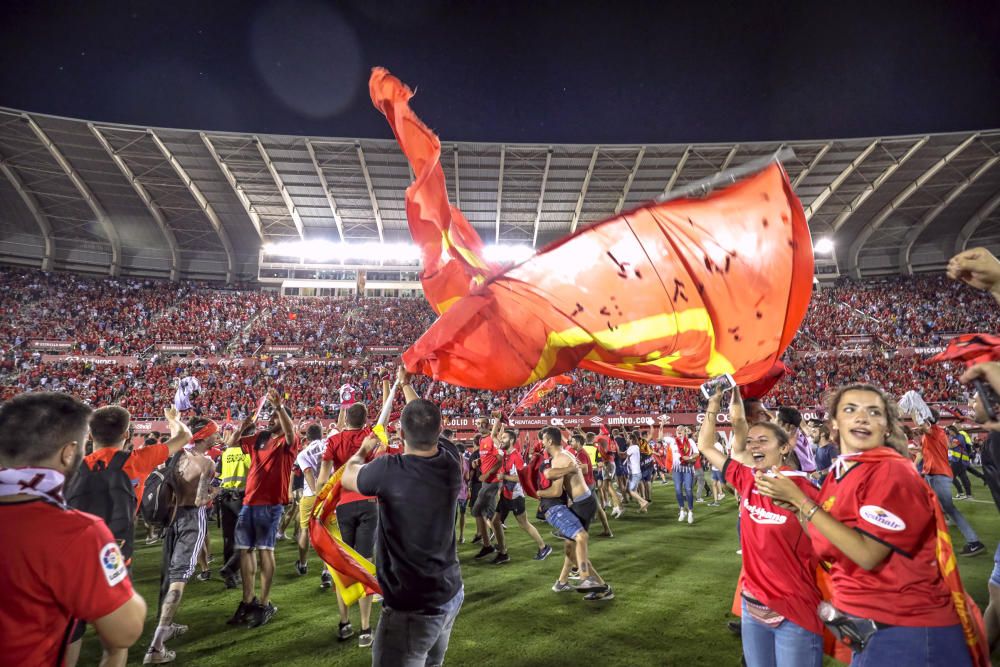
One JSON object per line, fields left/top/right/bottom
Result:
{"left": 740, "top": 360, "right": 791, "bottom": 400}
{"left": 370, "top": 68, "right": 497, "bottom": 314}
{"left": 400, "top": 161, "right": 813, "bottom": 390}
{"left": 926, "top": 333, "right": 1000, "bottom": 367}
{"left": 513, "top": 374, "right": 574, "bottom": 413}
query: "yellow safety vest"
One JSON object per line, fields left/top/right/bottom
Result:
{"left": 220, "top": 446, "right": 251, "bottom": 490}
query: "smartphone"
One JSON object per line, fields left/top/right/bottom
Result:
{"left": 700, "top": 373, "right": 736, "bottom": 400}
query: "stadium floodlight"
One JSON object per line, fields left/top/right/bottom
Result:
{"left": 262, "top": 240, "right": 420, "bottom": 262}
{"left": 813, "top": 237, "right": 834, "bottom": 255}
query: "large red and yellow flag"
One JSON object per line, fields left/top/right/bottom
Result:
{"left": 370, "top": 68, "right": 496, "bottom": 314}
{"left": 372, "top": 68, "right": 813, "bottom": 390}
{"left": 309, "top": 465, "right": 380, "bottom": 606}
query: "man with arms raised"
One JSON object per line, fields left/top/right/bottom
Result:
{"left": 342, "top": 369, "right": 464, "bottom": 666}
{"left": 0, "top": 392, "right": 147, "bottom": 667}
{"left": 227, "top": 388, "right": 299, "bottom": 628}
{"left": 144, "top": 416, "right": 220, "bottom": 664}
{"left": 315, "top": 400, "right": 377, "bottom": 647}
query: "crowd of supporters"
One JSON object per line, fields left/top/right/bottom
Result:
{"left": 0, "top": 266, "right": 992, "bottom": 419}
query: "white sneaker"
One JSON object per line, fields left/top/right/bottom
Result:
{"left": 736, "top": 549, "right": 743, "bottom": 556}
{"left": 695, "top": 497, "right": 705, "bottom": 503}
{"left": 611, "top": 507, "right": 624, "bottom": 519}
{"left": 687, "top": 510, "right": 694, "bottom": 524}
{"left": 678, "top": 509, "right": 686, "bottom": 522}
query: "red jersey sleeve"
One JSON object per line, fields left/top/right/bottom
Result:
{"left": 854, "top": 463, "right": 932, "bottom": 557}
{"left": 322, "top": 434, "right": 339, "bottom": 463}
{"left": 722, "top": 458, "right": 753, "bottom": 495}
{"left": 239, "top": 434, "right": 256, "bottom": 454}
{"left": 132, "top": 444, "right": 170, "bottom": 478}
{"left": 64, "top": 518, "right": 135, "bottom": 621}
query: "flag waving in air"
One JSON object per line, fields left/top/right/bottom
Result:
{"left": 372, "top": 68, "right": 814, "bottom": 390}
{"left": 370, "top": 68, "right": 497, "bottom": 314}
{"left": 513, "top": 374, "right": 574, "bottom": 413}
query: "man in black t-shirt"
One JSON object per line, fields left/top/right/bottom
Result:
{"left": 342, "top": 373, "right": 463, "bottom": 667}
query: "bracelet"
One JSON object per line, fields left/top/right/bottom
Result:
{"left": 802, "top": 503, "right": 820, "bottom": 521}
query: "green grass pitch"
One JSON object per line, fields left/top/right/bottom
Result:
{"left": 80, "top": 486, "right": 1000, "bottom": 666}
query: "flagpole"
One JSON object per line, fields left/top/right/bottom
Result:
{"left": 657, "top": 147, "right": 796, "bottom": 203}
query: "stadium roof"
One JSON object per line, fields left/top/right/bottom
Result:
{"left": 0, "top": 107, "right": 998, "bottom": 282}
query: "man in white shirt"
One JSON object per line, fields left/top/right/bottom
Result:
{"left": 624, "top": 434, "right": 650, "bottom": 512}
{"left": 294, "top": 423, "right": 334, "bottom": 589}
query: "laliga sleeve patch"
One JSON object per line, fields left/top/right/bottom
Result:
{"left": 859, "top": 505, "right": 906, "bottom": 532}
{"left": 100, "top": 542, "right": 128, "bottom": 586}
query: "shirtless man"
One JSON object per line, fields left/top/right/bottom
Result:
{"left": 537, "top": 427, "right": 612, "bottom": 601}
{"left": 143, "top": 417, "right": 219, "bottom": 664}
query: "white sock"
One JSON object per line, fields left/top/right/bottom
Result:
{"left": 151, "top": 624, "right": 172, "bottom": 651}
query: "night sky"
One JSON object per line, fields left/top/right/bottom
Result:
{"left": 0, "top": 0, "right": 998, "bottom": 143}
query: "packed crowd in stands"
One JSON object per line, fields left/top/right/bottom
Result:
{"left": 1, "top": 266, "right": 995, "bottom": 419}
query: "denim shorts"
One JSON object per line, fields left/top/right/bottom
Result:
{"left": 235, "top": 504, "right": 284, "bottom": 550}
{"left": 628, "top": 473, "right": 642, "bottom": 491}
{"left": 711, "top": 470, "right": 724, "bottom": 483}
{"left": 545, "top": 504, "right": 584, "bottom": 541}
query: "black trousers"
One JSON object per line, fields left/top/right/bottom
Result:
{"left": 951, "top": 462, "right": 973, "bottom": 496}
{"left": 219, "top": 490, "right": 244, "bottom": 574}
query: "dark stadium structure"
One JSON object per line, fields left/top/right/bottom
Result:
{"left": 0, "top": 107, "right": 998, "bottom": 287}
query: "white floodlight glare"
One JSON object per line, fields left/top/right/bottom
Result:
{"left": 813, "top": 237, "right": 834, "bottom": 255}
{"left": 263, "top": 240, "right": 534, "bottom": 265}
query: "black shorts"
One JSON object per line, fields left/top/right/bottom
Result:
{"left": 571, "top": 494, "right": 598, "bottom": 534}
{"left": 336, "top": 499, "right": 377, "bottom": 559}
{"left": 496, "top": 496, "right": 526, "bottom": 521}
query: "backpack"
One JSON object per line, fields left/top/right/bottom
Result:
{"left": 140, "top": 451, "right": 183, "bottom": 528}
{"left": 65, "top": 450, "right": 137, "bottom": 561}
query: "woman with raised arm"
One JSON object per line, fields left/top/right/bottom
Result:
{"left": 698, "top": 388, "right": 823, "bottom": 667}
{"left": 756, "top": 383, "right": 987, "bottom": 667}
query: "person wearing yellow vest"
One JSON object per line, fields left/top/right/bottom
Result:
{"left": 218, "top": 431, "right": 251, "bottom": 589}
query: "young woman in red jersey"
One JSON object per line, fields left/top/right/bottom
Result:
{"left": 757, "top": 384, "right": 987, "bottom": 667}
{"left": 698, "top": 388, "right": 824, "bottom": 667}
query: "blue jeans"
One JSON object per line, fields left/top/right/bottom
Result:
{"left": 740, "top": 600, "right": 822, "bottom": 667}
{"left": 926, "top": 475, "right": 979, "bottom": 543}
{"left": 372, "top": 588, "right": 464, "bottom": 667}
{"left": 673, "top": 469, "right": 693, "bottom": 510}
{"left": 852, "top": 624, "right": 971, "bottom": 666}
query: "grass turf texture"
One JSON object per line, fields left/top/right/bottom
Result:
{"left": 81, "top": 486, "right": 1000, "bottom": 666}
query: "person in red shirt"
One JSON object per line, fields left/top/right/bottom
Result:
{"left": 470, "top": 414, "right": 503, "bottom": 560}
{"left": 699, "top": 388, "right": 824, "bottom": 667}
{"left": 315, "top": 401, "right": 377, "bottom": 648}
{"left": 758, "top": 384, "right": 984, "bottom": 666}
{"left": 492, "top": 426, "right": 552, "bottom": 563}
{"left": 0, "top": 392, "right": 147, "bottom": 667}
{"left": 915, "top": 411, "right": 985, "bottom": 556}
{"left": 227, "top": 388, "right": 299, "bottom": 629}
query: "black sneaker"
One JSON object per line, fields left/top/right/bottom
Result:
{"left": 295, "top": 560, "right": 308, "bottom": 576}
{"left": 337, "top": 620, "right": 355, "bottom": 641}
{"left": 472, "top": 534, "right": 483, "bottom": 544}
{"left": 960, "top": 541, "right": 986, "bottom": 557}
{"left": 196, "top": 570, "right": 211, "bottom": 582}
{"left": 491, "top": 551, "right": 511, "bottom": 565}
{"left": 320, "top": 570, "right": 333, "bottom": 589}
{"left": 727, "top": 620, "right": 742, "bottom": 636}
{"left": 248, "top": 601, "right": 276, "bottom": 628}
{"left": 358, "top": 629, "right": 373, "bottom": 648}
{"left": 583, "top": 585, "right": 614, "bottom": 601}
{"left": 534, "top": 545, "right": 553, "bottom": 561}
{"left": 474, "top": 546, "right": 496, "bottom": 560}
{"left": 224, "top": 576, "right": 239, "bottom": 590}
{"left": 226, "top": 598, "right": 255, "bottom": 626}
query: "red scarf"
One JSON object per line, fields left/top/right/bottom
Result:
{"left": 677, "top": 437, "right": 692, "bottom": 461}
{"left": 846, "top": 448, "right": 989, "bottom": 666}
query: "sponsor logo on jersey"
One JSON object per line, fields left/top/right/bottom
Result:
{"left": 859, "top": 505, "right": 906, "bottom": 532}
{"left": 743, "top": 497, "right": 787, "bottom": 525}
{"left": 100, "top": 542, "right": 128, "bottom": 586}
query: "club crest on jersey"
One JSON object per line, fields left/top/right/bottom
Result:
{"left": 822, "top": 496, "right": 836, "bottom": 512}
{"left": 100, "top": 542, "right": 128, "bottom": 586}
{"left": 859, "top": 505, "right": 906, "bottom": 532}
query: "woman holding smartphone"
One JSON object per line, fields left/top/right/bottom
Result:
{"left": 698, "top": 388, "right": 824, "bottom": 667}
{"left": 756, "top": 383, "right": 987, "bottom": 666}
